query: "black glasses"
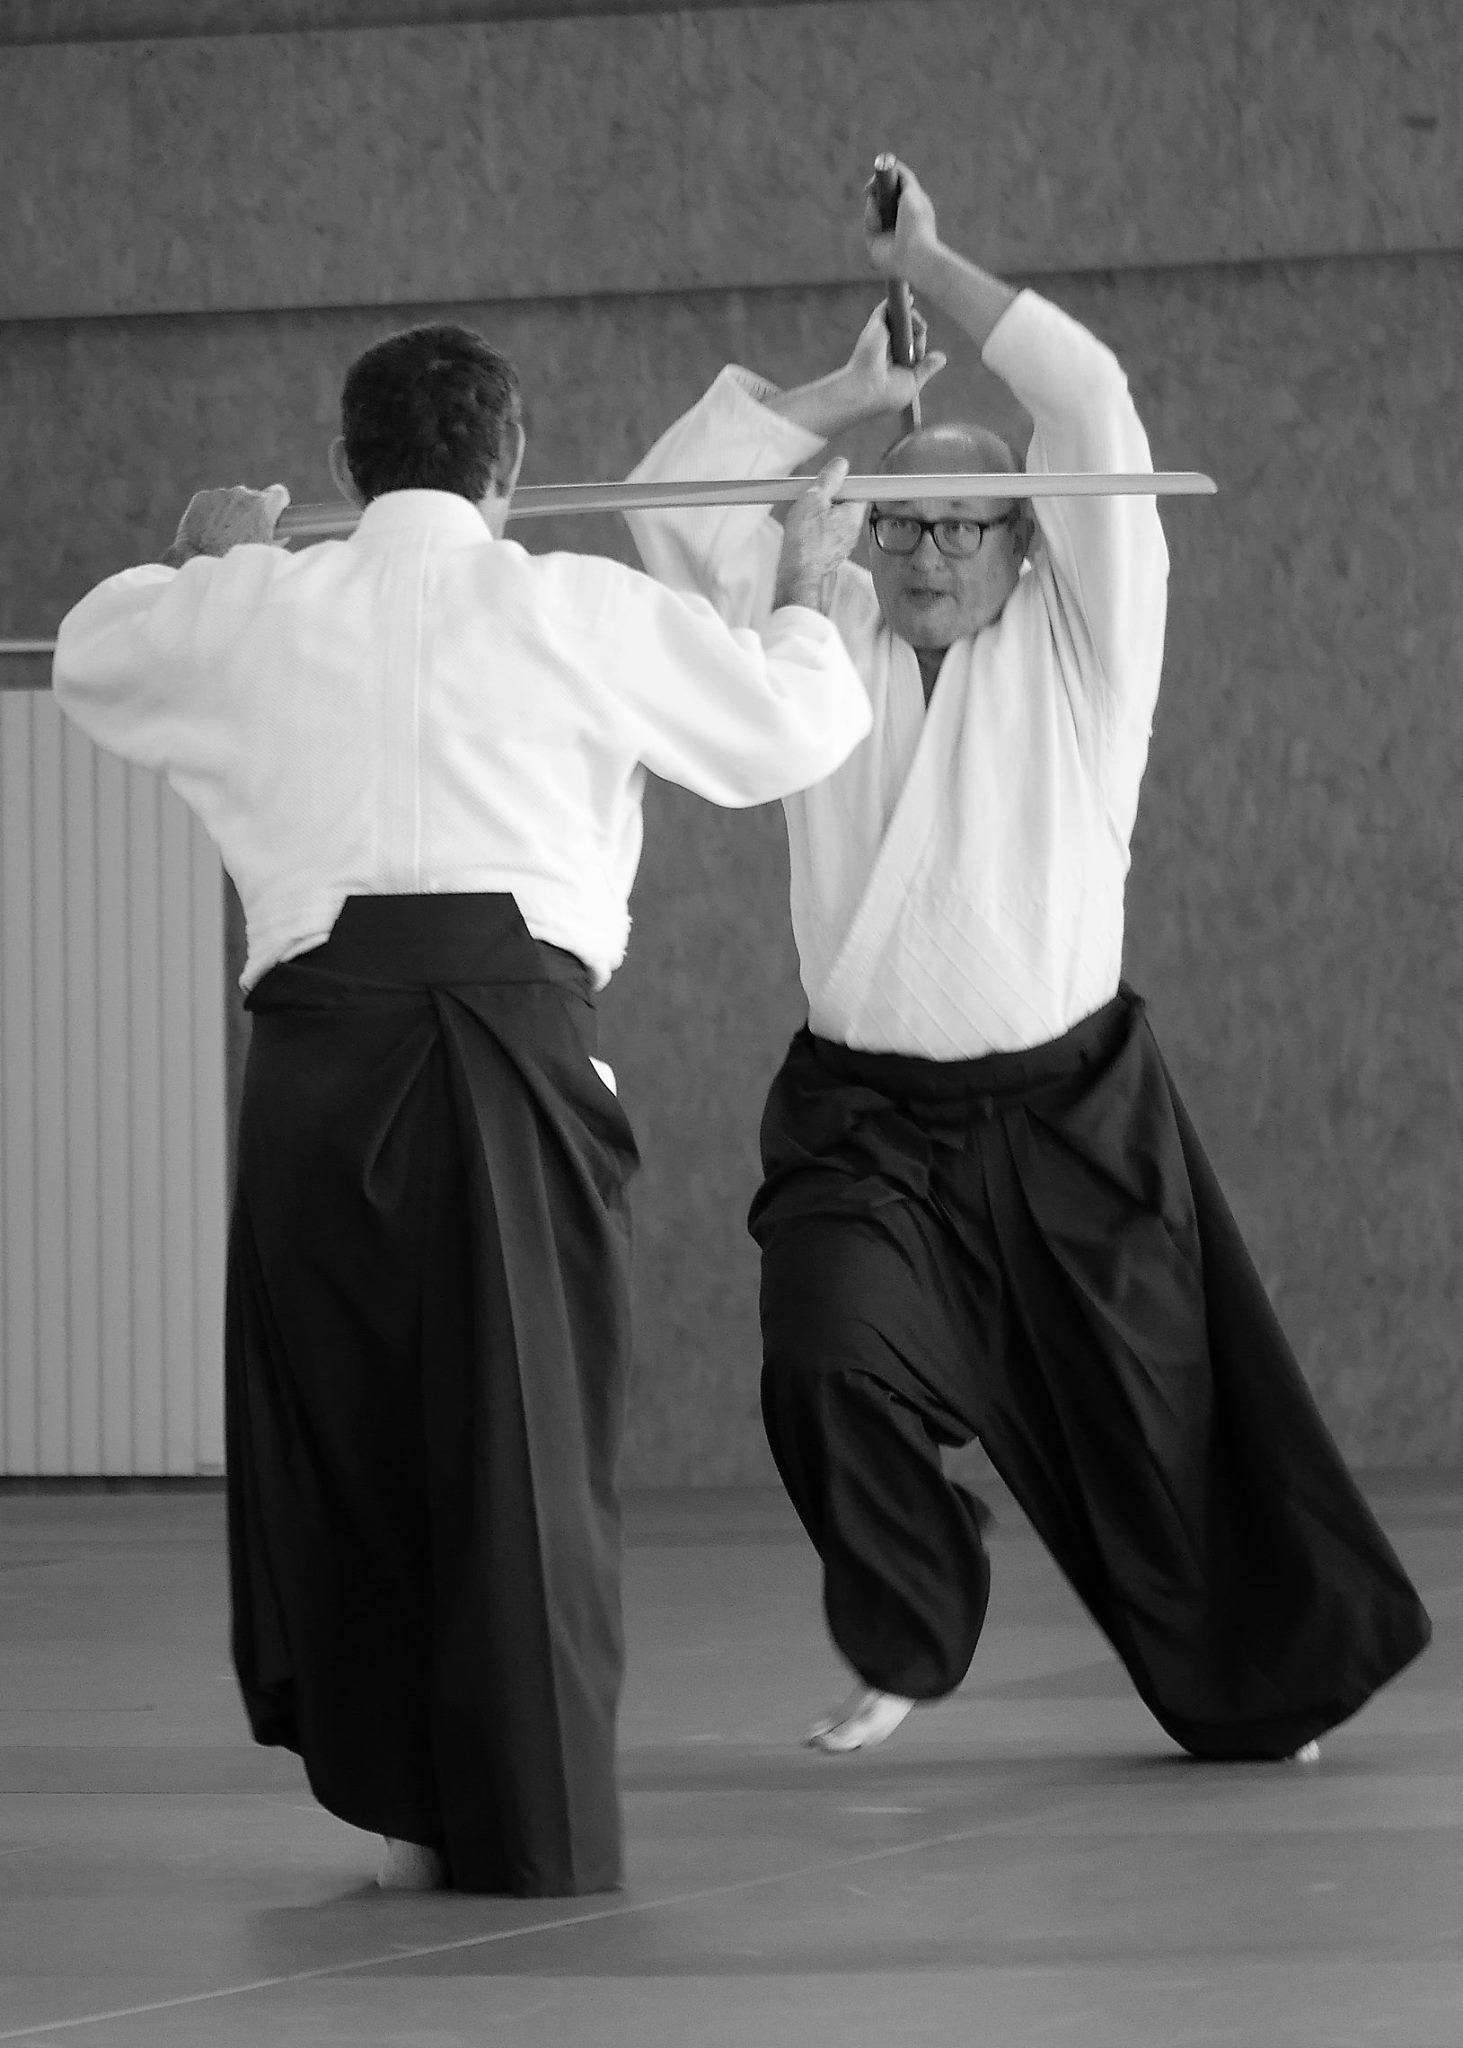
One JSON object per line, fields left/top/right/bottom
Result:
{"left": 869, "top": 509, "right": 1020, "bottom": 559}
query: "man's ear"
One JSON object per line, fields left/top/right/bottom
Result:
{"left": 491, "top": 418, "right": 527, "bottom": 500}
{"left": 1015, "top": 505, "right": 1037, "bottom": 561}
{"left": 328, "top": 437, "right": 364, "bottom": 508}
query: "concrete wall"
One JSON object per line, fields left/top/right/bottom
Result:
{"left": 3, "top": 2, "right": 1460, "bottom": 1477}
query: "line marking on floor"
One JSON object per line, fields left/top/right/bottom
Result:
{"left": 0, "top": 1795, "right": 1101, "bottom": 2042}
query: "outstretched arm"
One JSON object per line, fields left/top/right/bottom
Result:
{"left": 606, "top": 462, "right": 872, "bottom": 807}
{"left": 54, "top": 483, "right": 292, "bottom": 769}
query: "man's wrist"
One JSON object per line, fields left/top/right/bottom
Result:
{"left": 770, "top": 366, "right": 868, "bottom": 439}
{"left": 159, "top": 539, "right": 197, "bottom": 569}
{"left": 826, "top": 363, "right": 881, "bottom": 430}
{"left": 773, "top": 576, "right": 828, "bottom": 614}
{"left": 903, "top": 235, "right": 951, "bottom": 301}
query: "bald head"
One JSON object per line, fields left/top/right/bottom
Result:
{"left": 880, "top": 421, "right": 1022, "bottom": 489}
{"left": 868, "top": 421, "right": 1034, "bottom": 660}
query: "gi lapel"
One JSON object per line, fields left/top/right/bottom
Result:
{"left": 812, "top": 640, "right": 959, "bottom": 1028}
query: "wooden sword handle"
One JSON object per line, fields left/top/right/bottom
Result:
{"left": 871, "top": 154, "right": 922, "bottom": 435}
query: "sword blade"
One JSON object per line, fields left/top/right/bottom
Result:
{"left": 0, "top": 470, "right": 1217, "bottom": 659}
{"left": 275, "top": 469, "right": 1216, "bottom": 540}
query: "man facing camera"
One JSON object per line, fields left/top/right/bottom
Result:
{"left": 628, "top": 161, "right": 1429, "bottom": 1762}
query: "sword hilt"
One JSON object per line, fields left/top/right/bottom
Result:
{"left": 871, "top": 154, "right": 922, "bottom": 435}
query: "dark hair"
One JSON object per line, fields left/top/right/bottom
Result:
{"left": 339, "top": 323, "right": 522, "bottom": 503}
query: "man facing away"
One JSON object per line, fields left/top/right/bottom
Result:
{"left": 51, "top": 322, "right": 872, "bottom": 1893}
{"left": 627, "top": 161, "right": 1430, "bottom": 1760}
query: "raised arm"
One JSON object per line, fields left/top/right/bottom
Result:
{"left": 981, "top": 292, "right": 1169, "bottom": 726}
{"left": 863, "top": 164, "right": 1017, "bottom": 358}
{"left": 871, "top": 160, "right": 1168, "bottom": 725}
{"left": 53, "top": 485, "right": 291, "bottom": 768}
{"left": 766, "top": 302, "right": 947, "bottom": 440}
{"left": 625, "top": 309, "right": 944, "bottom": 627}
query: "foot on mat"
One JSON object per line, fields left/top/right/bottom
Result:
{"left": 377, "top": 1838, "right": 449, "bottom": 1890}
{"left": 806, "top": 1687, "right": 915, "bottom": 1755}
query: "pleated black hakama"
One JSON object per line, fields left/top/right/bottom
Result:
{"left": 226, "top": 894, "right": 638, "bottom": 1894}
{"left": 754, "top": 987, "right": 1430, "bottom": 1759}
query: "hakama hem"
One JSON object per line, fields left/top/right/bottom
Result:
{"left": 753, "top": 989, "right": 1431, "bottom": 1758}
{"left": 226, "top": 894, "right": 639, "bottom": 1898}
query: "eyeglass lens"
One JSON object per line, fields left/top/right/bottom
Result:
{"left": 872, "top": 515, "right": 1003, "bottom": 558}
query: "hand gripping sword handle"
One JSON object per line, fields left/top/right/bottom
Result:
{"left": 871, "top": 154, "right": 922, "bottom": 434}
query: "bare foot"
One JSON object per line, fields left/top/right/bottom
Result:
{"left": 377, "top": 1837, "right": 449, "bottom": 1890}
{"left": 1289, "top": 1740, "right": 1321, "bottom": 1764}
{"left": 806, "top": 1686, "right": 914, "bottom": 1754}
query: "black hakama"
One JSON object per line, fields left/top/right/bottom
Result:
{"left": 226, "top": 894, "right": 639, "bottom": 1894}
{"left": 753, "top": 988, "right": 1430, "bottom": 1759}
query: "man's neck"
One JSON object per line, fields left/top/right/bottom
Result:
{"left": 915, "top": 646, "right": 947, "bottom": 705}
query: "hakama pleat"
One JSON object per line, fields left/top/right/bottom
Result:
{"left": 226, "top": 894, "right": 638, "bottom": 1894}
{"left": 753, "top": 989, "right": 1430, "bottom": 1758}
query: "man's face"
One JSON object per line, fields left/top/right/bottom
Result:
{"left": 866, "top": 422, "right": 1032, "bottom": 650}
{"left": 867, "top": 494, "right": 1029, "bottom": 649}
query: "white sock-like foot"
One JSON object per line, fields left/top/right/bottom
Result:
{"left": 805, "top": 1686, "right": 915, "bottom": 1754}
{"left": 377, "top": 1837, "right": 449, "bottom": 1891}
{"left": 1289, "top": 1739, "right": 1321, "bottom": 1764}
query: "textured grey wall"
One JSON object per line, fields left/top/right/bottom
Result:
{"left": 4, "top": 2, "right": 1460, "bottom": 1477}
{"left": 4, "top": 3, "right": 1459, "bottom": 324}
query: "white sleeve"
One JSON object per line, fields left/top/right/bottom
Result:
{"left": 593, "top": 563, "right": 872, "bottom": 809}
{"left": 52, "top": 546, "right": 281, "bottom": 771}
{"left": 624, "top": 367, "right": 828, "bottom": 628}
{"left": 52, "top": 564, "right": 205, "bottom": 769}
{"left": 984, "top": 292, "right": 1169, "bottom": 739}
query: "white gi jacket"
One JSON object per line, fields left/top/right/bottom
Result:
{"left": 52, "top": 489, "right": 872, "bottom": 990}
{"left": 626, "top": 290, "right": 1170, "bottom": 1057}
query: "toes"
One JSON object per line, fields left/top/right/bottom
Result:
{"left": 804, "top": 1690, "right": 914, "bottom": 1754}
{"left": 805, "top": 1685, "right": 872, "bottom": 1747}
{"left": 810, "top": 1723, "right": 864, "bottom": 1755}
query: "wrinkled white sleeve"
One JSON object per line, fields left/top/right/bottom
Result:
{"left": 624, "top": 367, "right": 829, "bottom": 629}
{"left": 53, "top": 564, "right": 209, "bottom": 770}
{"left": 593, "top": 561, "right": 871, "bottom": 809}
{"left": 985, "top": 291, "right": 1169, "bottom": 743}
{"left": 52, "top": 547, "right": 281, "bottom": 771}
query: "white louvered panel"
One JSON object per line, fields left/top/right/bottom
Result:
{"left": 63, "top": 726, "right": 102, "bottom": 1472}
{"left": 30, "top": 705, "right": 68, "bottom": 1468}
{"left": 126, "top": 769, "right": 165, "bottom": 1471}
{"left": 95, "top": 742, "right": 133, "bottom": 1473}
{"left": 1, "top": 698, "right": 39, "bottom": 1471}
{"left": 188, "top": 828, "right": 228, "bottom": 1472}
{"left": 159, "top": 784, "right": 201, "bottom": 1473}
{"left": 0, "top": 692, "right": 227, "bottom": 1475}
